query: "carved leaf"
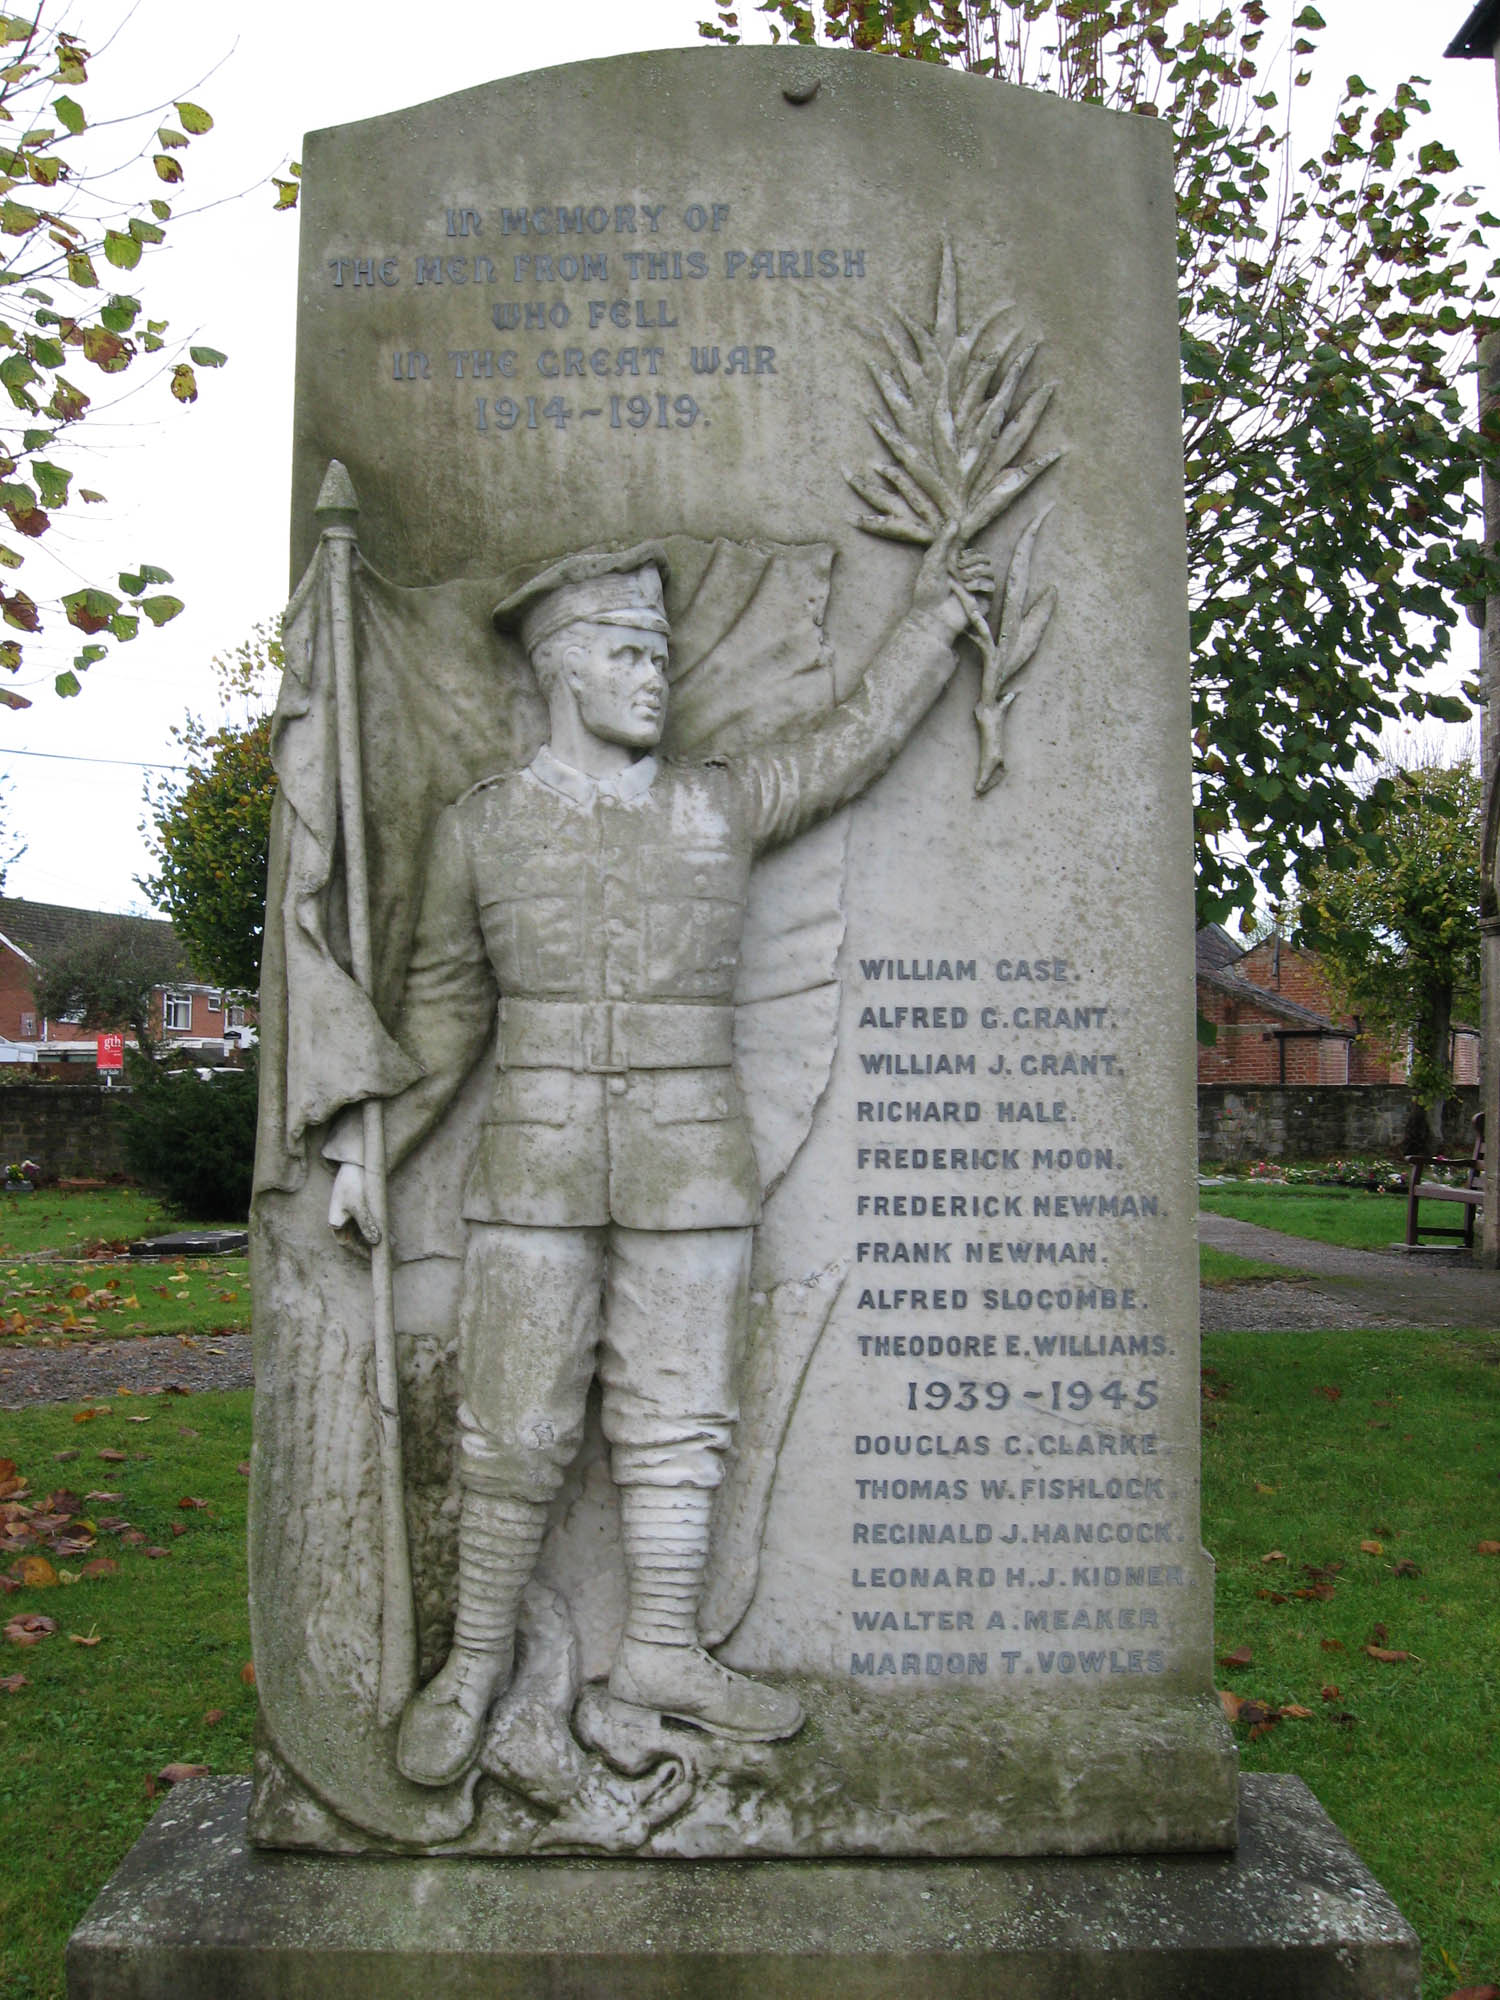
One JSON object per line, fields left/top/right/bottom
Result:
{"left": 996, "top": 506, "right": 1053, "bottom": 658}
{"left": 980, "top": 382, "right": 1057, "bottom": 482}
{"left": 875, "top": 460, "right": 944, "bottom": 530}
{"left": 867, "top": 361, "right": 914, "bottom": 420}
{"left": 1000, "top": 590, "right": 1057, "bottom": 679}
{"left": 962, "top": 450, "right": 1063, "bottom": 540}
{"left": 854, "top": 512, "right": 932, "bottom": 544}
{"left": 955, "top": 329, "right": 1020, "bottom": 437}
{"left": 870, "top": 414, "right": 953, "bottom": 517}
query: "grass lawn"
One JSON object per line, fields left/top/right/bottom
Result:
{"left": 0, "top": 1190, "right": 249, "bottom": 1346}
{"left": 0, "top": 1257, "right": 249, "bottom": 1344}
{"left": 1204, "top": 1326, "right": 1500, "bottom": 1997}
{"left": 1200, "top": 1244, "right": 1298, "bottom": 1285}
{"left": 1200, "top": 1183, "right": 1414, "bottom": 1253}
{"left": 2, "top": 1332, "right": 1497, "bottom": 1996}
{"left": 0, "top": 1188, "right": 181, "bottom": 1259}
{"left": 0, "top": 1391, "right": 255, "bottom": 2000}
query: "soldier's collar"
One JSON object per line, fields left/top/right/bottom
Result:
{"left": 529, "top": 745, "right": 658, "bottom": 806}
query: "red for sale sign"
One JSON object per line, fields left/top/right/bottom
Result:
{"left": 96, "top": 1032, "right": 124, "bottom": 1072}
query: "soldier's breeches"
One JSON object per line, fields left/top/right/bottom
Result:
{"left": 457, "top": 1221, "right": 752, "bottom": 1501}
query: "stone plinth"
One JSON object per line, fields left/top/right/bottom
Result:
{"left": 67, "top": 1774, "right": 1417, "bottom": 1999}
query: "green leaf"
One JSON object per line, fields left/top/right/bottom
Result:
{"left": 74, "top": 642, "right": 106, "bottom": 665}
{"left": 156, "top": 126, "right": 188, "bottom": 150}
{"left": 108, "top": 611, "right": 139, "bottom": 642}
{"left": 102, "top": 229, "right": 141, "bottom": 271}
{"left": 1291, "top": 6, "right": 1325, "bottom": 27}
{"left": 81, "top": 324, "right": 130, "bottom": 372}
{"left": 51, "top": 94, "right": 84, "bottom": 136}
{"left": 62, "top": 586, "right": 119, "bottom": 634}
{"left": 188, "top": 345, "right": 226, "bottom": 368}
{"left": 31, "top": 459, "right": 69, "bottom": 507}
{"left": 170, "top": 362, "right": 197, "bottom": 403}
{"left": 99, "top": 296, "right": 139, "bottom": 333}
{"left": 78, "top": 487, "right": 103, "bottom": 503}
{"left": 152, "top": 154, "right": 183, "bottom": 185}
{"left": 65, "top": 248, "right": 96, "bottom": 287}
{"left": 149, "top": 198, "right": 170, "bottom": 222}
{"left": 174, "top": 101, "right": 213, "bottom": 135}
{"left": 0, "top": 542, "right": 21, "bottom": 568}
{"left": 0, "top": 197, "right": 39, "bottom": 235}
{"left": 139, "top": 594, "right": 183, "bottom": 627}
{"left": 53, "top": 668, "right": 80, "bottom": 696}
{"left": 127, "top": 217, "right": 165, "bottom": 244}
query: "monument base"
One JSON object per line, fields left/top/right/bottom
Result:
{"left": 68, "top": 1773, "right": 1417, "bottom": 1999}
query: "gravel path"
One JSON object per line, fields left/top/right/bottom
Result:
{"left": 1199, "top": 1279, "right": 1402, "bottom": 1333}
{"left": 0, "top": 1331, "right": 254, "bottom": 1410}
{"left": 1198, "top": 1210, "right": 1500, "bottom": 1330}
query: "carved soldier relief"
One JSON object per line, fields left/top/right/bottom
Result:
{"left": 250, "top": 49, "right": 1234, "bottom": 1860}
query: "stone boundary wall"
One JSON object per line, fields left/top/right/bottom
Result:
{"left": 0, "top": 1082, "right": 128, "bottom": 1180}
{"left": 1199, "top": 1084, "right": 1481, "bottom": 1165}
{"left": 2, "top": 1079, "right": 1484, "bottom": 1182}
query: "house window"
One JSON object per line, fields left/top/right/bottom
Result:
{"left": 225, "top": 1002, "right": 246, "bottom": 1029}
{"left": 163, "top": 992, "right": 192, "bottom": 1032}
{"left": 206, "top": 991, "right": 223, "bottom": 1014}
{"left": 20, "top": 1013, "right": 34, "bottom": 1037}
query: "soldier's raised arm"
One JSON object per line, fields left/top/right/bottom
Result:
{"left": 739, "top": 526, "right": 992, "bottom": 851}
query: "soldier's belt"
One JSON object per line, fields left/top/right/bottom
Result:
{"left": 498, "top": 998, "right": 734, "bottom": 1073}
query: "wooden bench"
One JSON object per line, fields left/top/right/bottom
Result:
{"left": 1404, "top": 1113, "right": 1484, "bottom": 1249}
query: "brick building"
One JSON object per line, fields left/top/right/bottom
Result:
{"left": 0, "top": 898, "right": 251, "bottom": 1069}
{"left": 1196, "top": 926, "right": 1413, "bottom": 1087}
{"left": 1196, "top": 926, "right": 1479, "bottom": 1088}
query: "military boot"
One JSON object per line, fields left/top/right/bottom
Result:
{"left": 396, "top": 1491, "right": 548, "bottom": 1787}
{"left": 608, "top": 1484, "right": 804, "bottom": 1742}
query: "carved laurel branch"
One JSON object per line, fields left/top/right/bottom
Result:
{"left": 847, "top": 241, "right": 1062, "bottom": 795}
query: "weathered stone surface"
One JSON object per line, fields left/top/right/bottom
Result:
{"left": 0, "top": 1081, "right": 126, "bottom": 1180}
{"left": 250, "top": 44, "right": 1233, "bottom": 1856}
{"left": 68, "top": 1773, "right": 1417, "bottom": 1998}
{"left": 1199, "top": 1084, "right": 1479, "bottom": 1164}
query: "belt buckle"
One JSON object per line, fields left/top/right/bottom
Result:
{"left": 583, "top": 1001, "right": 624, "bottom": 1073}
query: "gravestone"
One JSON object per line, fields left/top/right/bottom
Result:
{"left": 68, "top": 41, "right": 1418, "bottom": 2000}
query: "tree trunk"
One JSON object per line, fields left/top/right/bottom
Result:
{"left": 1418, "top": 980, "right": 1454, "bottom": 1135}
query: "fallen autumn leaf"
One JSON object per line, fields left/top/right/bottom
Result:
{"left": 157, "top": 1762, "right": 210, "bottom": 1786}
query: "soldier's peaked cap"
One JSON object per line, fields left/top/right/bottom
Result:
{"left": 492, "top": 543, "right": 671, "bottom": 655}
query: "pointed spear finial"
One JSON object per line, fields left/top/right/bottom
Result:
{"left": 315, "top": 458, "right": 359, "bottom": 535}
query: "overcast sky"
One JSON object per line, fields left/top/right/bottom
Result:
{"left": 3, "top": 0, "right": 1497, "bottom": 915}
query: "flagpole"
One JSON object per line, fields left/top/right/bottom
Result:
{"left": 315, "top": 459, "right": 417, "bottom": 1727}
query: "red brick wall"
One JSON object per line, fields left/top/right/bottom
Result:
{"left": 1229, "top": 939, "right": 1402, "bottom": 1084}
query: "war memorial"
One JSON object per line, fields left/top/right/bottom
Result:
{"left": 67, "top": 44, "right": 1418, "bottom": 1996}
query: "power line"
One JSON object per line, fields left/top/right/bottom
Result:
{"left": 0, "top": 747, "right": 189, "bottom": 772}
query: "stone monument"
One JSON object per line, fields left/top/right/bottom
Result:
{"left": 67, "top": 43, "right": 1419, "bottom": 1998}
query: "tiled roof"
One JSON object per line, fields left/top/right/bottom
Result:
{"left": 1196, "top": 960, "right": 1348, "bottom": 1034}
{"left": 1194, "top": 925, "right": 1244, "bottom": 974}
{"left": 0, "top": 898, "right": 192, "bottom": 982}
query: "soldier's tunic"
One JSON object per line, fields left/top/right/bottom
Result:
{"left": 345, "top": 604, "right": 960, "bottom": 1502}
